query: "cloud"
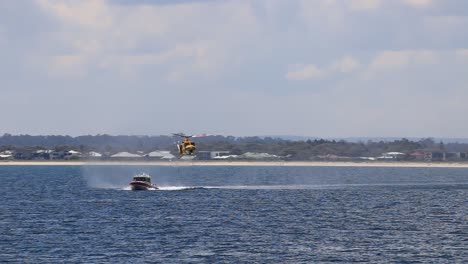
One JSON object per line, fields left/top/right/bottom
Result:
{"left": 412, "top": 50, "right": 439, "bottom": 65}
{"left": 47, "top": 55, "right": 87, "bottom": 77}
{"left": 369, "top": 51, "right": 411, "bottom": 71}
{"left": 34, "top": 0, "right": 260, "bottom": 80}
{"left": 350, "top": 0, "right": 382, "bottom": 10}
{"left": 36, "top": 0, "right": 113, "bottom": 29}
{"left": 287, "top": 49, "right": 444, "bottom": 82}
{"left": 364, "top": 50, "right": 439, "bottom": 78}
{"left": 96, "top": 40, "right": 221, "bottom": 80}
{"left": 2, "top": 0, "right": 468, "bottom": 137}
{"left": 286, "top": 64, "right": 327, "bottom": 80}
{"left": 286, "top": 56, "right": 360, "bottom": 81}
{"left": 455, "top": 49, "right": 468, "bottom": 61}
{"left": 331, "top": 56, "right": 361, "bottom": 73}
{"left": 402, "top": 0, "right": 432, "bottom": 8}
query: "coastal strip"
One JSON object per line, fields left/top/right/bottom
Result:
{"left": 1, "top": 160, "right": 468, "bottom": 168}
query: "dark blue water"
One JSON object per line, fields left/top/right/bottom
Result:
{"left": 1, "top": 165, "right": 467, "bottom": 263}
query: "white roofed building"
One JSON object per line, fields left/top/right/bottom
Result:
{"left": 87, "top": 151, "right": 102, "bottom": 157}
{"left": 238, "top": 152, "right": 280, "bottom": 160}
{"left": 110, "top": 152, "right": 142, "bottom": 159}
{"left": 377, "top": 152, "right": 407, "bottom": 160}
{"left": 84, "top": 151, "right": 103, "bottom": 160}
{"left": 64, "top": 150, "right": 82, "bottom": 160}
{"left": 0, "top": 154, "right": 13, "bottom": 160}
{"left": 145, "top": 151, "right": 175, "bottom": 160}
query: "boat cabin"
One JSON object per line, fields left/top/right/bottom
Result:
{"left": 133, "top": 175, "right": 151, "bottom": 183}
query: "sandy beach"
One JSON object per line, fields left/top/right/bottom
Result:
{"left": 1, "top": 160, "right": 468, "bottom": 168}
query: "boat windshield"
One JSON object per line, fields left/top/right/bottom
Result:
{"left": 134, "top": 177, "right": 150, "bottom": 182}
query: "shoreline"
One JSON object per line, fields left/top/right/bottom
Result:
{"left": 1, "top": 160, "right": 468, "bottom": 168}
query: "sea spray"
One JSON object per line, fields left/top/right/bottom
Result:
{"left": 81, "top": 165, "right": 155, "bottom": 189}
{"left": 81, "top": 164, "right": 202, "bottom": 190}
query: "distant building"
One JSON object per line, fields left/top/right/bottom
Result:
{"left": 51, "top": 151, "right": 65, "bottom": 160}
{"left": 197, "top": 151, "right": 230, "bottom": 160}
{"left": 409, "top": 151, "right": 425, "bottom": 161}
{"left": 318, "top": 154, "right": 352, "bottom": 161}
{"left": 377, "top": 152, "right": 406, "bottom": 160}
{"left": 0, "top": 154, "right": 13, "bottom": 160}
{"left": 64, "top": 150, "right": 82, "bottom": 160}
{"left": 424, "top": 151, "right": 444, "bottom": 161}
{"left": 87, "top": 151, "right": 102, "bottom": 157}
{"left": 84, "top": 151, "right": 103, "bottom": 160}
{"left": 110, "top": 152, "right": 142, "bottom": 160}
{"left": 145, "top": 151, "right": 175, "bottom": 160}
{"left": 1, "top": 150, "right": 13, "bottom": 155}
{"left": 238, "top": 152, "right": 280, "bottom": 160}
{"left": 32, "top": 150, "right": 54, "bottom": 160}
{"left": 14, "top": 150, "right": 34, "bottom": 160}
{"left": 445, "top": 152, "right": 468, "bottom": 161}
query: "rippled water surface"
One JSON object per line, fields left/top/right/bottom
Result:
{"left": 1, "top": 165, "right": 467, "bottom": 263}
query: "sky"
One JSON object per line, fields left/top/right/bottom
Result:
{"left": 1, "top": 0, "right": 468, "bottom": 138}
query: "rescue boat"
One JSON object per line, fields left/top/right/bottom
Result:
{"left": 129, "top": 173, "right": 159, "bottom": 190}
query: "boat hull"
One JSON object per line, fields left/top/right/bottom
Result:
{"left": 129, "top": 181, "right": 159, "bottom": 191}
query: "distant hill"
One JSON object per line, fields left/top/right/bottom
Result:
{"left": 262, "top": 135, "right": 468, "bottom": 144}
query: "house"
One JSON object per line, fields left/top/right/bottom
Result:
{"left": 213, "top": 155, "right": 238, "bottom": 160}
{"left": 0, "top": 150, "right": 14, "bottom": 160}
{"left": 409, "top": 151, "right": 425, "bottom": 161}
{"left": 13, "top": 149, "right": 34, "bottom": 160}
{"left": 32, "top": 149, "right": 54, "bottom": 160}
{"left": 50, "top": 151, "right": 65, "bottom": 160}
{"left": 84, "top": 151, "right": 103, "bottom": 160}
{"left": 64, "top": 150, "right": 82, "bottom": 160}
{"left": 445, "top": 152, "right": 468, "bottom": 161}
{"left": 197, "top": 151, "right": 230, "bottom": 160}
{"left": 237, "top": 152, "right": 280, "bottom": 160}
{"left": 424, "top": 151, "right": 444, "bottom": 161}
{"left": 0, "top": 154, "right": 13, "bottom": 160}
{"left": 145, "top": 151, "right": 175, "bottom": 160}
{"left": 377, "top": 152, "right": 406, "bottom": 160}
{"left": 421, "top": 151, "right": 468, "bottom": 161}
{"left": 1, "top": 150, "right": 13, "bottom": 155}
{"left": 110, "top": 152, "right": 142, "bottom": 160}
{"left": 359, "top": 157, "right": 377, "bottom": 161}
{"left": 317, "top": 154, "right": 352, "bottom": 161}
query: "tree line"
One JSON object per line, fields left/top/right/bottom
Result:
{"left": 1, "top": 134, "right": 468, "bottom": 160}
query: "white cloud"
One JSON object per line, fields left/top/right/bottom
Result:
{"left": 301, "top": 0, "right": 382, "bottom": 11}
{"left": 349, "top": 0, "right": 382, "bottom": 10}
{"left": 412, "top": 50, "right": 439, "bottom": 65}
{"left": 36, "top": 0, "right": 113, "bottom": 30}
{"left": 286, "top": 55, "right": 360, "bottom": 81}
{"left": 424, "top": 15, "right": 468, "bottom": 30}
{"left": 366, "top": 50, "right": 439, "bottom": 76}
{"left": 369, "top": 50, "right": 411, "bottom": 71}
{"left": 298, "top": 0, "right": 346, "bottom": 33}
{"left": 286, "top": 64, "right": 327, "bottom": 80}
{"left": 3, "top": 1, "right": 468, "bottom": 137}
{"left": 402, "top": 0, "right": 432, "bottom": 8}
{"left": 47, "top": 55, "right": 87, "bottom": 77}
{"left": 361, "top": 50, "right": 442, "bottom": 80}
{"left": 34, "top": 0, "right": 260, "bottom": 80}
{"left": 331, "top": 56, "right": 361, "bottom": 73}
{"left": 455, "top": 49, "right": 468, "bottom": 61}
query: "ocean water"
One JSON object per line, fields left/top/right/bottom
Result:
{"left": 0, "top": 165, "right": 467, "bottom": 263}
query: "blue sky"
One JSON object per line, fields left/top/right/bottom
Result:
{"left": 1, "top": 0, "right": 467, "bottom": 137}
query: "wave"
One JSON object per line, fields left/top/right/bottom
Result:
{"left": 119, "top": 186, "right": 205, "bottom": 191}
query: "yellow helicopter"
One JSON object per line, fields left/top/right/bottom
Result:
{"left": 172, "top": 133, "right": 206, "bottom": 156}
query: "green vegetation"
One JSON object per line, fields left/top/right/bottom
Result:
{"left": 2, "top": 134, "right": 468, "bottom": 161}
